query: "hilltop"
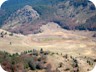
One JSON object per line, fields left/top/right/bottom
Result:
{"left": 0, "top": 0, "right": 96, "bottom": 34}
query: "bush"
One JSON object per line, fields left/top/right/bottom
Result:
{"left": 36, "top": 62, "right": 44, "bottom": 69}
{"left": 92, "top": 33, "right": 96, "bottom": 37}
{"left": 0, "top": 49, "right": 48, "bottom": 71}
{"left": 32, "top": 49, "right": 38, "bottom": 56}
{"left": 28, "top": 60, "right": 36, "bottom": 70}
{"left": 40, "top": 48, "right": 44, "bottom": 54}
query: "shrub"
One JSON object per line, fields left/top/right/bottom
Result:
{"left": 0, "top": 49, "right": 48, "bottom": 71}
{"left": 64, "top": 68, "right": 70, "bottom": 71}
{"left": 36, "top": 62, "right": 44, "bottom": 69}
{"left": 28, "top": 60, "right": 36, "bottom": 70}
{"left": 9, "top": 33, "right": 13, "bottom": 36}
{"left": 58, "top": 62, "right": 63, "bottom": 68}
{"left": 32, "top": 49, "right": 38, "bottom": 56}
{"left": 63, "top": 54, "right": 68, "bottom": 59}
{"left": 92, "top": 33, "right": 96, "bottom": 37}
{"left": 40, "top": 48, "right": 44, "bottom": 54}
{"left": 94, "top": 59, "right": 96, "bottom": 62}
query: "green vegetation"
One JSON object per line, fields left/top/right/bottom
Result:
{"left": 0, "top": 49, "right": 51, "bottom": 72}
{"left": 0, "top": 0, "right": 96, "bottom": 32}
{"left": 0, "top": 0, "right": 64, "bottom": 26}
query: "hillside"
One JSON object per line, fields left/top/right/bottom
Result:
{"left": 2, "top": 5, "right": 40, "bottom": 34}
{"left": 0, "top": 22, "right": 96, "bottom": 54}
{"left": 0, "top": 0, "right": 96, "bottom": 72}
{"left": 0, "top": 0, "right": 96, "bottom": 34}
{"left": 0, "top": 22, "right": 96, "bottom": 72}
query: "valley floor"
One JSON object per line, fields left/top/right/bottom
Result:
{"left": 0, "top": 26, "right": 96, "bottom": 72}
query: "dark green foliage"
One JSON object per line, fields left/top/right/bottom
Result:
{"left": 40, "top": 48, "right": 43, "bottom": 54}
{"left": 0, "top": 0, "right": 64, "bottom": 26}
{"left": 9, "top": 33, "right": 13, "bottom": 36}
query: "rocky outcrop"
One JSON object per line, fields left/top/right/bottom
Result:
{"left": 2, "top": 5, "right": 39, "bottom": 31}
{"left": 0, "top": 0, "right": 96, "bottom": 34}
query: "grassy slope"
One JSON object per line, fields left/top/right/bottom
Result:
{"left": 0, "top": 23, "right": 96, "bottom": 72}
{"left": 0, "top": 23, "right": 96, "bottom": 56}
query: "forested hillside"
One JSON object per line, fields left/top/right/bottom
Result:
{"left": 0, "top": 0, "right": 96, "bottom": 34}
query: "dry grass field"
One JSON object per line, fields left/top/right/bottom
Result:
{"left": 0, "top": 22, "right": 96, "bottom": 72}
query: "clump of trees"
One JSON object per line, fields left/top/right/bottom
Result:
{"left": 0, "top": 31, "right": 13, "bottom": 38}
{"left": 0, "top": 48, "right": 51, "bottom": 72}
{"left": 86, "top": 59, "right": 94, "bottom": 66}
